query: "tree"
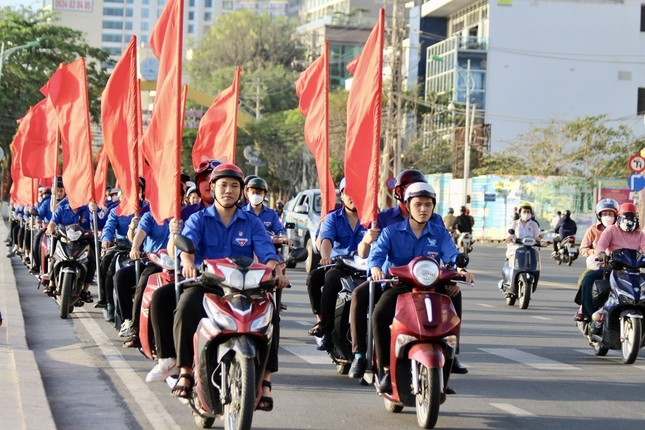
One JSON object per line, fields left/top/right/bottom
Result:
{"left": 0, "top": 7, "right": 112, "bottom": 168}
{"left": 186, "top": 10, "right": 303, "bottom": 116}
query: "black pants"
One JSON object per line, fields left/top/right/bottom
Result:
{"left": 553, "top": 235, "right": 561, "bottom": 253}
{"left": 306, "top": 268, "right": 325, "bottom": 316}
{"left": 114, "top": 262, "right": 159, "bottom": 326}
{"left": 130, "top": 264, "right": 162, "bottom": 334}
{"left": 150, "top": 282, "right": 177, "bottom": 359}
{"left": 10, "top": 219, "right": 20, "bottom": 245}
{"left": 350, "top": 280, "right": 383, "bottom": 355}
{"left": 173, "top": 286, "right": 281, "bottom": 373}
{"left": 99, "top": 249, "right": 123, "bottom": 305}
{"left": 373, "top": 286, "right": 462, "bottom": 367}
{"left": 318, "top": 267, "right": 353, "bottom": 335}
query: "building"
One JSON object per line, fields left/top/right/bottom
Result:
{"left": 412, "top": 0, "right": 645, "bottom": 152}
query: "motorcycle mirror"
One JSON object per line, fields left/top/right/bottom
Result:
{"left": 284, "top": 222, "right": 295, "bottom": 229}
{"left": 456, "top": 253, "right": 469, "bottom": 268}
{"left": 508, "top": 229, "right": 515, "bottom": 235}
{"left": 174, "top": 234, "right": 196, "bottom": 254}
{"left": 286, "top": 247, "right": 308, "bottom": 263}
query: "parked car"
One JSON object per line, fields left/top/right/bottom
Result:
{"left": 282, "top": 189, "right": 339, "bottom": 272}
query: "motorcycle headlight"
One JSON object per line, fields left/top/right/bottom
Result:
{"left": 250, "top": 304, "right": 274, "bottom": 332}
{"left": 218, "top": 265, "right": 266, "bottom": 290}
{"left": 521, "top": 237, "right": 536, "bottom": 246}
{"left": 204, "top": 299, "right": 238, "bottom": 331}
{"left": 65, "top": 226, "right": 82, "bottom": 242}
{"left": 412, "top": 259, "right": 439, "bottom": 287}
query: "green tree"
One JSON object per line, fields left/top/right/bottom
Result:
{"left": 0, "top": 7, "right": 112, "bottom": 166}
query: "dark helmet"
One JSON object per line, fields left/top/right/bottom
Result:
{"left": 460, "top": 205, "right": 467, "bottom": 213}
{"left": 617, "top": 202, "right": 639, "bottom": 232}
{"left": 448, "top": 207, "right": 454, "bottom": 214}
{"left": 180, "top": 172, "right": 190, "bottom": 184}
{"left": 394, "top": 169, "right": 427, "bottom": 201}
{"left": 54, "top": 176, "right": 64, "bottom": 189}
{"left": 246, "top": 177, "right": 268, "bottom": 192}
{"left": 595, "top": 198, "right": 619, "bottom": 220}
{"left": 276, "top": 200, "right": 284, "bottom": 209}
{"left": 194, "top": 159, "right": 221, "bottom": 183}
{"left": 210, "top": 163, "right": 245, "bottom": 187}
{"left": 244, "top": 175, "right": 259, "bottom": 186}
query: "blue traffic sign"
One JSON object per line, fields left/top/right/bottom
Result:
{"left": 484, "top": 193, "right": 496, "bottom": 202}
{"left": 628, "top": 174, "right": 645, "bottom": 192}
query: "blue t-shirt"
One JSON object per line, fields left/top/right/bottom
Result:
{"left": 37, "top": 195, "right": 53, "bottom": 223}
{"left": 100, "top": 201, "right": 150, "bottom": 242}
{"left": 319, "top": 206, "right": 367, "bottom": 258}
{"left": 368, "top": 218, "right": 458, "bottom": 275}
{"left": 242, "top": 203, "right": 285, "bottom": 236}
{"left": 136, "top": 211, "right": 169, "bottom": 252}
{"left": 181, "top": 206, "right": 279, "bottom": 266}
{"left": 50, "top": 198, "right": 92, "bottom": 230}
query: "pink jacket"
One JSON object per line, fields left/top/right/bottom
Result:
{"left": 595, "top": 224, "right": 645, "bottom": 255}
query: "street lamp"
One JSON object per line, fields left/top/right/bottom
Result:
{"left": 0, "top": 40, "right": 40, "bottom": 86}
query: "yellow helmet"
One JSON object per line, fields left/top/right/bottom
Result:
{"left": 518, "top": 201, "right": 533, "bottom": 213}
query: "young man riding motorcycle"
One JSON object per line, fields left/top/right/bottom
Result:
{"left": 573, "top": 198, "right": 619, "bottom": 321}
{"left": 308, "top": 177, "right": 367, "bottom": 352}
{"left": 370, "top": 182, "right": 474, "bottom": 393}
{"left": 243, "top": 176, "right": 288, "bottom": 246}
{"left": 551, "top": 210, "right": 577, "bottom": 256}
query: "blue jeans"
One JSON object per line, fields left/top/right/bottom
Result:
{"left": 580, "top": 269, "right": 604, "bottom": 318}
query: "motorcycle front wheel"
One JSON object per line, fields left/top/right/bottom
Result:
{"left": 621, "top": 316, "right": 642, "bottom": 364}
{"left": 224, "top": 355, "right": 255, "bottom": 430}
{"left": 518, "top": 277, "right": 531, "bottom": 310}
{"left": 59, "top": 272, "right": 74, "bottom": 319}
{"left": 416, "top": 364, "right": 441, "bottom": 429}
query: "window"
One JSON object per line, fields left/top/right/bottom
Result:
{"left": 205, "top": 0, "right": 212, "bottom": 7}
{"left": 142, "top": 8, "right": 149, "bottom": 18}
{"left": 641, "top": 5, "right": 645, "bottom": 31}
{"left": 638, "top": 88, "right": 645, "bottom": 114}
{"left": 204, "top": 12, "right": 212, "bottom": 21}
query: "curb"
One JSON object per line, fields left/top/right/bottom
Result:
{"left": 0, "top": 220, "right": 57, "bottom": 429}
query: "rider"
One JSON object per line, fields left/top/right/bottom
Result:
{"left": 275, "top": 200, "right": 285, "bottom": 219}
{"left": 452, "top": 206, "right": 474, "bottom": 240}
{"left": 243, "top": 176, "right": 287, "bottom": 245}
{"left": 552, "top": 210, "right": 577, "bottom": 256}
{"left": 150, "top": 164, "right": 286, "bottom": 411}
{"left": 443, "top": 207, "right": 456, "bottom": 233}
{"left": 370, "top": 183, "right": 474, "bottom": 393}
{"left": 185, "top": 186, "right": 200, "bottom": 205}
{"left": 500, "top": 202, "right": 541, "bottom": 288}
{"left": 573, "top": 198, "right": 618, "bottom": 321}
{"left": 308, "top": 177, "right": 367, "bottom": 352}
{"left": 31, "top": 186, "right": 53, "bottom": 273}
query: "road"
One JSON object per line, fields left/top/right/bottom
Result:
{"left": 9, "top": 242, "right": 645, "bottom": 430}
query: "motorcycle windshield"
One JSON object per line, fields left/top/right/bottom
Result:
{"left": 611, "top": 249, "right": 645, "bottom": 270}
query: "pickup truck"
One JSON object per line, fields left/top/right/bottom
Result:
{"left": 282, "top": 189, "right": 339, "bottom": 272}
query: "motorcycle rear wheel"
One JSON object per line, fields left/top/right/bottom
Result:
{"left": 416, "top": 364, "right": 441, "bottom": 429}
{"left": 592, "top": 342, "right": 608, "bottom": 356}
{"left": 621, "top": 316, "right": 642, "bottom": 364}
{"left": 505, "top": 295, "right": 516, "bottom": 306}
{"left": 59, "top": 273, "right": 73, "bottom": 319}
{"left": 224, "top": 355, "right": 255, "bottom": 430}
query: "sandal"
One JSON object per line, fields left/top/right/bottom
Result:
{"left": 172, "top": 373, "right": 194, "bottom": 399}
{"left": 308, "top": 322, "right": 322, "bottom": 336}
{"left": 257, "top": 380, "right": 273, "bottom": 412}
{"left": 79, "top": 290, "right": 93, "bottom": 303}
{"left": 123, "top": 335, "right": 141, "bottom": 348}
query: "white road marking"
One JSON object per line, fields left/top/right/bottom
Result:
{"left": 76, "top": 308, "right": 181, "bottom": 430}
{"left": 530, "top": 316, "right": 552, "bottom": 321}
{"left": 295, "top": 320, "right": 313, "bottom": 326}
{"left": 480, "top": 348, "right": 580, "bottom": 370}
{"left": 477, "top": 303, "right": 495, "bottom": 308}
{"left": 282, "top": 345, "right": 332, "bottom": 365}
{"left": 490, "top": 403, "right": 535, "bottom": 416}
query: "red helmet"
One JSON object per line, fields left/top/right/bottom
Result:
{"left": 617, "top": 202, "right": 639, "bottom": 232}
{"left": 209, "top": 163, "right": 244, "bottom": 187}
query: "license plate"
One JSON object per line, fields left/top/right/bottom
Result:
{"left": 568, "top": 248, "right": 577, "bottom": 254}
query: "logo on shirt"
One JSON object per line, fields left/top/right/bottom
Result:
{"left": 236, "top": 238, "right": 249, "bottom": 247}
{"left": 264, "top": 221, "right": 272, "bottom": 228}
{"left": 427, "top": 238, "right": 437, "bottom": 247}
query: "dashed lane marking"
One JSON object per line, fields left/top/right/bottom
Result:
{"left": 477, "top": 303, "right": 495, "bottom": 308}
{"left": 480, "top": 348, "right": 580, "bottom": 370}
{"left": 490, "top": 403, "right": 535, "bottom": 416}
{"left": 530, "top": 316, "right": 552, "bottom": 321}
{"left": 282, "top": 345, "right": 333, "bottom": 365}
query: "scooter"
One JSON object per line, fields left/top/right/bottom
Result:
{"left": 50, "top": 224, "right": 94, "bottom": 319}
{"left": 366, "top": 255, "right": 469, "bottom": 429}
{"left": 578, "top": 249, "right": 645, "bottom": 364}
{"left": 173, "top": 235, "right": 307, "bottom": 429}
{"left": 456, "top": 232, "right": 473, "bottom": 255}
{"left": 139, "top": 249, "right": 176, "bottom": 360}
{"left": 313, "top": 254, "right": 368, "bottom": 374}
{"left": 499, "top": 229, "right": 541, "bottom": 309}
{"left": 553, "top": 235, "right": 578, "bottom": 266}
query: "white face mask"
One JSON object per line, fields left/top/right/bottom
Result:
{"left": 601, "top": 215, "right": 615, "bottom": 227}
{"left": 248, "top": 194, "right": 264, "bottom": 206}
{"left": 520, "top": 212, "right": 532, "bottom": 221}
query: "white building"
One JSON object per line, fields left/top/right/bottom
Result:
{"left": 416, "top": 0, "right": 645, "bottom": 152}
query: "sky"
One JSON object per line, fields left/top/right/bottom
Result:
{"left": 0, "top": 0, "right": 39, "bottom": 9}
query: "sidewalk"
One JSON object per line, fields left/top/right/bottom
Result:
{"left": 0, "top": 220, "right": 57, "bottom": 429}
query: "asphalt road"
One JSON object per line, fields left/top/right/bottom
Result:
{"left": 11, "top": 242, "right": 645, "bottom": 430}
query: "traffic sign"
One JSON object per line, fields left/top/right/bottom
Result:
{"left": 628, "top": 174, "right": 645, "bottom": 192}
{"left": 386, "top": 177, "right": 396, "bottom": 190}
{"left": 484, "top": 193, "right": 496, "bottom": 202}
{"left": 629, "top": 154, "right": 645, "bottom": 173}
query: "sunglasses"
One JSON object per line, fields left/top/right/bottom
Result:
{"left": 195, "top": 159, "right": 220, "bottom": 175}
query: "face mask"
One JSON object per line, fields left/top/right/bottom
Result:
{"left": 248, "top": 194, "right": 264, "bottom": 206}
{"left": 520, "top": 213, "right": 531, "bottom": 221}
{"left": 601, "top": 215, "right": 615, "bottom": 227}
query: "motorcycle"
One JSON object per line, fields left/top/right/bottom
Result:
{"left": 173, "top": 235, "right": 307, "bottom": 430}
{"left": 456, "top": 232, "right": 473, "bottom": 255}
{"left": 366, "top": 255, "right": 469, "bottom": 429}
{"left": 577, "top": 249, "right": 645, "bottom": 364}
{"left": 50, "top": 224, "right": 94, "bottom": 319}
{"left": 312, "top": 254, "right": 368, "bottom": 374}
{"left": 498, "top": 229, "right": 541, "bottom": 309}
{"left": 553, "top": 235, "right": 578, "bottom": 266}
{"left": 139, "top": 249, "right": 176, "bottom": 360}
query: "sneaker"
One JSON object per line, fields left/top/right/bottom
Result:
{"left": 376, "top": 372, "right": 392, "bottom": 394}
{"left": 316, "top": 334, "right": 332, "bottom": 351}
{"left": 93, "top": 301, "right": 107, "bottom": 309}
{"left": 348, "top": 356, "right": 367, "bottom": 379}
{"left": 452, "top": 358, "right": 468, "bottom": 375}
{"left": 103, "top": 304, "right": 115, "bottom": 322}
{"left": 146, "top": 357, "right": 178, "bottom": 382}
{"left": 119, "top": 320, "right": 133, "bottom": 337}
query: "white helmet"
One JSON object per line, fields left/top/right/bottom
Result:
{"left": 404, "top": 182, "right": 436, "bottom": 204}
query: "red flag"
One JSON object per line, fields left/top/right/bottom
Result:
{"left": 40, "top": 58, "right": 95, "bottom": 210}
{"left": 344, "top": 9, "right": 384, "bottom": 226}
{"left": 93, "top": 146, "right": 109, "bottom": 205}
{"left": 192, "top": 66, "right": 241, "bottom": 167}
{"left": 9, "top": 125, "right": 32, "bottom": 206}
{"left": 101, "top": 36, "right": 140, "bottom": 216}
{"left": 295, "top": 44, "right": 335, "bottom": 217}
{"left": 141, "top": 0, "right": 183, "bottom": 223}
{"left": 19, "top": 99, "right": 58, "bottom": 180}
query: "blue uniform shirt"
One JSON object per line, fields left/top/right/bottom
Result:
{"left": 368, "top": 218, "right": 458, "bottom": 275}
{"left": 181, "top": 206, "right": 279, "bottom": 266}
{"left": 136, "top": 211, "right": 169, "bottom": 252}
{"left": 377, "top": 205, "right": 444, "bottom": 229}
{"left": 50, "top": 198, "right": 92, "bottom": 230}
{"left": 319, "top": 206, "right": 367, "bottom": 258}
{"left": 37, "top": 195, "right": 53, "bottom": 223}
{"left": 243, "top": 203, "right": 285, "bottom": 236}
{"left": 100, "top": 201, "right": 150, "bottom": 242}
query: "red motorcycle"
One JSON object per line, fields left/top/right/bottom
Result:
{"left": 367, "top": 255, "right": 469, "bottom": 429}
{"left": 173, "top": 235, "right": 307, "bottom": 429}
{"left": 139, "top": 249, "right": 176, "bottom": 359}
